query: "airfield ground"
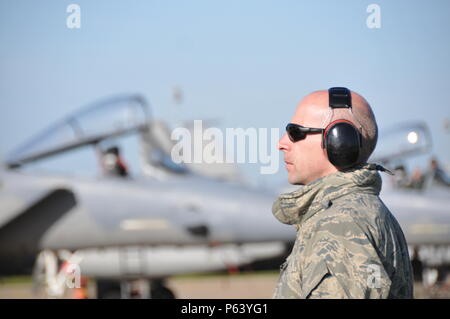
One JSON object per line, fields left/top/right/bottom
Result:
{"left": 0, "top": 271, "right": 449, "bottom": 299}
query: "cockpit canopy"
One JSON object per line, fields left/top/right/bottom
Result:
{"left": 6, "top": 95, "right": 149, "bottom": 168}
{"left": 370, "top": 122, "right": 432, "bottom": 164}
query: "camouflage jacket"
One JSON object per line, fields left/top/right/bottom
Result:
{"left": 272, "top": 164, "right": 413, "bottom": 299}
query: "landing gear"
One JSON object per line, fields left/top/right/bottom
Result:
{"left": 96, "top": 280, "right": 121, "bottom": 299}
{"left": 150, "top": 279, "right": 175, "bottom": 299}
{"left": 96, "top": 279, "right": 176, "bottom": 299}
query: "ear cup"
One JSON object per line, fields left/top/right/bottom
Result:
{"left": 323, "top": 120, "right": 361, "bottom": 169}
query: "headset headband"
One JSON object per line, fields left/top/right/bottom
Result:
{"left": 329, "top": 87, "right": 352, "bottom": 109}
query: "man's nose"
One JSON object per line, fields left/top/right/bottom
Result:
{"left": 277, "top": 133, "right": 291, "bottom": 152}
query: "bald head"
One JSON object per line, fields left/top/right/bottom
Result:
{"left": 297, "top": 89, "right": 378, "bottom": 164}
{"left": 278, "top": 89, "right": 378, "bottom": 185}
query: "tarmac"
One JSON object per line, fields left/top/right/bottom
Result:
{"left": 0, "top": 272, "right": 449, "bottom": 299}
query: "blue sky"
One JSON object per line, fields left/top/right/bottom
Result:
{"left": 1, "top": 0, "right": 449, "bottom": 186}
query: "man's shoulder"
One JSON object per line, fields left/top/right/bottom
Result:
{"left": 323, "top": 191, "right": 391, "bottom": 222}
{"left": 305, "top": 192, "right": 392, "bottom": 240}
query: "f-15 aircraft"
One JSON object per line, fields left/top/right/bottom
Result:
{"left": 372, "top": 122, "right": 450, "bottom": 286}
{"left": 1, "top": 95, "right": 449, "bottom": 298}
{"left": 0, "top": 95, "right": 294, "bottom": 298}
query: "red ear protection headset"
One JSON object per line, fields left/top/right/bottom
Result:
{"left": 322, "top": 87, "right": 362, "bottom": 169}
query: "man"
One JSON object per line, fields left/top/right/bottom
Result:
{"left": 272, "top": 87, "right": 413, "bottom": 299}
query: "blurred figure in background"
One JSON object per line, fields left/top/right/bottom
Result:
{"left": 100, "top": 146, "right": 129, "bottom": 177}
{"left": 429, "top": 157, "right": 450, "bottom": 187}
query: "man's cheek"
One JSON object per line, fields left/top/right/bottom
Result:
{"left": 292, "top": 163, "right": 301, "bottom": 179}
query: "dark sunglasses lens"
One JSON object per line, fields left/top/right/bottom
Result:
{"left": 286, "top": 125, "right": 306, "bottom": 142}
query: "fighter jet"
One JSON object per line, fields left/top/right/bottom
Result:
{"left": 371, "top": 122, "right": 450, "bottom": 285}
{"left": 2, "top": 94, "right": 449, "bottom": 298}
{"left": 0, "top": 95, "right": 294, "bottom": 298}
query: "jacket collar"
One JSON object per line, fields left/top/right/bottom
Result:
{"left": 272, "top": 163, "right": 386, "bottom": 226}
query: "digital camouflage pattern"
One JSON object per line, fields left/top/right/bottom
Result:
{"left": 272, "top": 164, "right": 413, "bottom": 299}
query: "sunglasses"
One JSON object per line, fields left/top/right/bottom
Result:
{"left": 286, "top": 123, "right": 324, "bottom": 142}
